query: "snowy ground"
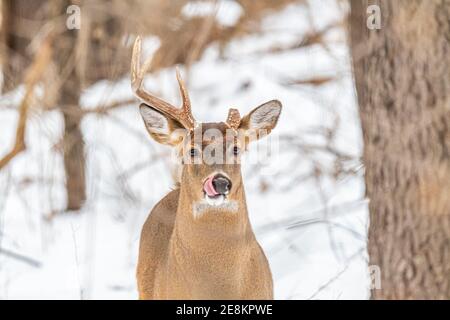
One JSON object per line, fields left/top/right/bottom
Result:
{"left": 0, "top": 1, "right": 369, "bottom": 299}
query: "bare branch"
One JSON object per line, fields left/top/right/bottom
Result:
{"left": 0, "top": 246, "right": 41, "bottom": 268}
{"left": 0, "top": 36, "right": 52, "bottom": 170}
{"left": 56, "top": 98, "right": 137, "bottom": 117}
{"left": 305, "top": 248, "right": 365, "bottom": 300}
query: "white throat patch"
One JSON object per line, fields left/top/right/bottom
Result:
{"left": 193, "top": 197, "right": 239, "bottom": 218}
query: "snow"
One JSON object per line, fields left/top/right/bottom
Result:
{"left": 0, "top": 1, "right": 369, "bottom": 299}
{"left": 182, "top": 0, "right": 243, "bottom": 27}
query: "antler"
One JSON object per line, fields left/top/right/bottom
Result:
{"left": 131, "top": 36, "right": 196, "bottom": 129}
{"left": 226, "top": 108, "right": 241, "bottom": 130}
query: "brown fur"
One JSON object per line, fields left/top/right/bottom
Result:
{"left": 137, "top": 186, "right": 273, "bottom": 299}
{"left": 136, "top": 101, "right": 281, "bottom": 299}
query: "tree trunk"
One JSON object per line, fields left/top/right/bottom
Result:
{"left": 3, "top": 0, "right": 87, "bottom": 211}
{"left": 54, "top": 0, "right": 86, "bottom": 211}
{"left": 2, "top": 0, "right": 131, "bottom": 212}
{"left": 350, "top": 0, "right": 450, "bottom": 299}
{"left": 1, "top": 0, "right": 45, "bottom": 91}
{"left": 61, "top": 74, "right": 86, "bottom": 211}
{"left": 0, "top": 0, "right": 7, "bottom": 89}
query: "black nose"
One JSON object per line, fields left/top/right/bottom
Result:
{"left": 212, "top": 175, "right": 232, "bottom": 195}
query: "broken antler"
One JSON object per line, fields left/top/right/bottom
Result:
{"left": 226, "top": 108, "right": 241, "bottom": 130}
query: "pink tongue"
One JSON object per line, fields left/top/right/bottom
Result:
{"left": 203, "top": 176, "right": 219, "bottom": 197}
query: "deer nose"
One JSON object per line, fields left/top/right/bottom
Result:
{"left": 212, "top": 174, "right": 231, "bottom": 195}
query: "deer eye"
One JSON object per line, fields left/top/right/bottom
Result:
{"left": 189, "top": 147, "right": 200, "bottom": 158}
{"left": 232, "top": 146, "right": 240, "bottom": 156}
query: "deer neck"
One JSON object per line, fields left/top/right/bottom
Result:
{"left": 168, "top": 181, "right": 256, "bottom": 298}
{"left": 170, "top": 179, "right": 255, "bottom": 269}
{"left": 173, "top": 178, "right": 253, "bottom": 247}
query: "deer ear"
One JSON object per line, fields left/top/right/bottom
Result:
{"left": 139, "top": 103, "right": 184, "bottom": 145}
{"left": 239, "top": 100, "right": 282, "bottom": 140}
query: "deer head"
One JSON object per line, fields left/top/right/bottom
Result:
{"left": 132, "top": 37, "right": 282, "bottom": 217}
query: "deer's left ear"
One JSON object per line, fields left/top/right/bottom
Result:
{"left": 239, "top": 100, "right": 282, "bottom": 139}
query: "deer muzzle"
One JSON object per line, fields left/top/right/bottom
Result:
{"left": 204, "top": 174, "right": 232, "bottom": 197}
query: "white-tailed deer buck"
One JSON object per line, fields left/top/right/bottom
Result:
{"left": 132, "top": 37, "right": 282, "bottom": 299}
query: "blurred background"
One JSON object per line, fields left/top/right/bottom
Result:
{"left": 0, "top": 0, "right": 368, "bottom": 299}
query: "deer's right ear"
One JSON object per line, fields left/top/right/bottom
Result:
{"left": 139, "top": 103, "right": 184, "bottom": 145}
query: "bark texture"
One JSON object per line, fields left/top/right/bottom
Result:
{"left": 350, "top": 0, "right": 450, "bottom": 299}
{"left": 49, "top": 0, "right": 86, "bottom": 211}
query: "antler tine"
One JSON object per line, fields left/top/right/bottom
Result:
{"left": 131, "top": 36, "right": 141, "bottom": 92}
{"left": 131, "top": 36, "right": 149, "bottom": 93}
{"left": 175, "top": 67, "right": 195, "bottom": 128}
{"left": 131, "top": 36, "right": 195, "bottom": 129}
